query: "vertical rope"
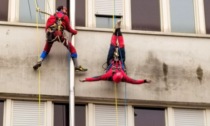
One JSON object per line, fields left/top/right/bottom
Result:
{"left": 114, "top": 83, "right": 119, "bottom": 126}
{"left": 124, "top": 82, "right": 127, "bottom": 126}
{"left": 118, "top": 46, "right": 127, "bottom": 126}
{"left": 112, "top": 0, "right": 116, "bottom": 30}
{"left": 34, "top": 0, "right": 41, "bottom": 126}
{"left": 113, "top": 1, "right": 119, "bottom": 126}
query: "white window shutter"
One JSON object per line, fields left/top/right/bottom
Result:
{"left": 12, "top": 101, "right": 46, "bottom": 126}
{"left": 95, "top": 105, "right": 126, "bottom": 126}
{"left": 174, "top": 108, "right": 205, "bottom": 126}
{"left": 95, "top": 0, "right": 123, "bottom": 15}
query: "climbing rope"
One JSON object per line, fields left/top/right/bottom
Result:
{"left": 114, "top": 83, "right": 119, "bottom": 126}
{"left": 33, "top": 0, "right": 41, "bottom": 125}
{"left": 112, "top": 0, "right": 120, "bottom": 126}
{"left": 118, "top": 47, "right": 127, "bottom": 126}
{"left": 112, "top": 0, "right": 128, "bottom": 125}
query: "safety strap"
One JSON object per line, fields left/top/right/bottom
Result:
{"left": 54, "top": 13, "right": 65, "bottom": 31}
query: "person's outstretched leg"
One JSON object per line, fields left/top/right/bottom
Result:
{"left": 63, "top": 40, "right": 88, "bottom": 71}
{"left": 115, "top": 20, "right": 126, "bottom": 71}
{"left": 107, "top": 20, "right": 123, "bottom": 66}
{"left": 33, "top": 42, "right": 53, "bottom": 70}
{"left": 117, "top": 28, "right": 125, "bottom": 63}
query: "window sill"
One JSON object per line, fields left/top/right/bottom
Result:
{"left": 0, "top": 22, "right": 210, "bottom": 38}
{"left": 0, "top": 21, "right": 45, "bottom": 28}
{"left": 76, "top": 27, "right": 210, "bottom": 39}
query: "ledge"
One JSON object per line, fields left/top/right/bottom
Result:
{"left": 1, "top": 93, "right": 210, "bottom": 108}
{"left": 0, "top": 21, "right": 45, "bottom": 28}
{"left": 1, "top": 21, "right": 210, "bottom": 39}
{"left": 76, "top": 27, "right": 210, "bottom": 39}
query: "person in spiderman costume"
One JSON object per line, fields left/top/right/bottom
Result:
{"left": 80, "top": 21, "right": 151, "bottom": 84}
{"left": 33, "top": 6, "right": 87, "bottom": 71}
{"left": 80, "top": 51, "right": 151, "bottom": 84}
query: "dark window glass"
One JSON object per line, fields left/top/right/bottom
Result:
{"left": 0, "top": 0, "right": 8, "bottom": 21}
{"left": 75, "top": 0, "right": 85, "bottom": 26}
{"left": 0, "top": 101, "right": 4, "bottom": 126}
{"left": 204, "top": 0, "right": 210, "bottom": 34}
{"left": 134, "top": 107, "right": 165, "bottom": 126}
{"left": 54, "top": 103, "right": 86, "bottom": 126}
{"left": 54, "top": 104, "right": 69, "bottom": 126}
{"left": 75, "top": 105, "right": 86, "bottom": 126}
{"left": 131, "top": 0, "right": 161, "bottom": 31}
{"left": 56, "top": 0, "right": 86, "bottom": 27}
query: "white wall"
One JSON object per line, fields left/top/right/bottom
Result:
{"left": 0, "top": 25, "right": 210, "bottom": 104}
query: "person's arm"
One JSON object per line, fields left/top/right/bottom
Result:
{"left": 64, "top": 16, "right": 77, "bottom": 35}
{"left": 122, "top": 72, "right": 151, "bottom": 84}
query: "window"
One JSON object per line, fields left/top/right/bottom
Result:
{"left": 56, "top": 0, "right": 86, "bottom": 27}
{"left": 54, "top": 103, "right": 86, "bottom": 126}
{"left": 134, "top": 107, "right": 165, "bottom": 126}
{"left": 174, "top": 108, "right": 204, "bottom": 126}
{"left": 95, "top": 0, "right": 123, "bottom": 28}
{"left": 95, "top": 105, "right": 126, "bottom": 126}
{"left": 19, "top": 0, "right": 45, "bottom": 23}
{"left": 0, "top": 101, "right": 3, "bottom": 126}
{"left": 75, "top": 0, "right": 86, "bottom": 27}
{"left": 131, "top": 0, "right": 161, "bottom": 31}
{"left": 204, "top": 0, "right": 210, "bottom": 34}
{"left": 12, "top": 101, "right": 46, "bottom": 126}
{"left": 54, "top": 103, "right": 69, "bottom": 126}
{"left": 0, "top": 0, "right": 8, "bottom": 21}
{"left": 96, "top": 15, "right": 121, "bottom": 28}
{"left": 170, "top": 0, "right": 195, "bottom": 33}
{"left": 75, "top": 105, "right": 86, "bottom": 126}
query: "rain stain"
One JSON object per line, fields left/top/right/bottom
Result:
{"left": 163, "top": 62, "right": 168, "bottom": 90}
{"left": 196, "top": 66, "right": 203, "bottom": 84}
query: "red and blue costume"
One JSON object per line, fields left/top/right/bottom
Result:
{"left": 40, "top": 11, "right": 78, "bottom": 60}
{"left": 107, "top": 28, "right": 126, "bottom": 69}
{"left": 84, "top": 60, "right": 147, "bottom": 84}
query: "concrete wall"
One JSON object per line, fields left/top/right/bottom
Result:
{"left": 1, "top": 25, "right": 210, "bottom": 104}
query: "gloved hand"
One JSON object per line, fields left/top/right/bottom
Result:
{"left": 79, "top": 79, "right": 85, "bottom": 82}
{"left": 72, "top": 30, "right": 77, "bottom": 35}
{"left": 144, "top": 79, "right": 151, "bottom": 83}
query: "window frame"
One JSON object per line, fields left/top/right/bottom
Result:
{"left": 130, "top": 0, "right": 162, "bottom": 32}
{"left": 167, "top": 0, "right": 205, "bottom": 34}
{"left": 7, "top": 0, "right": 54, "bottom": 23}
{"left": 0, "top": 0, "right": 209, "bottom": 36}
{"left": 203, "top": 0, "right": 210, "bottom": 34}
{"left": 11, "top": 100, "right": 47, "bottom": 126}
{"left": 133, "top": 106, "right": 166, "bottom": 126}
{"left": 93, "top": 0, "right": 125, "bottom": 29}
{"left": 53, "top": 102, "right": 87, "bottom": 126}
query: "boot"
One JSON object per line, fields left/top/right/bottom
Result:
{"left": 33, "top": 61, "right": 42, "bottom": 70}
{"left": 115, "top": 20, "right": 121, "bottom": 29}
{"left": 75, "top": 65, "right": 88, "bottom": 72}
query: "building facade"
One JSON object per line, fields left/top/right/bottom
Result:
{"left": 0, "top": 0, "right": 210, "bottom": 126}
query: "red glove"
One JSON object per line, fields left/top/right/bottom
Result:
{"left": 72, "top": 30, "right": 77, "bottom": 35}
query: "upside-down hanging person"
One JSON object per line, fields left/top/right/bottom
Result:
{"left": 33, "top": 6, "right": 87, "bottom": 71}
{"left": 80, "top": 56, "right": 151, "bottom": 84}
{"left": 80, "top": 21, "right": 151, "bottom": 84}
